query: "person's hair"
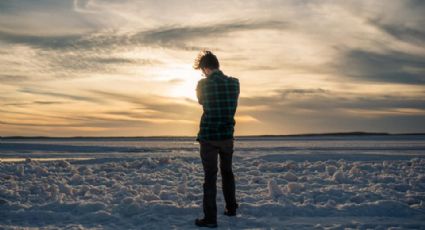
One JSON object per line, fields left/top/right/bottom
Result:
{"left": 193, "top": 50, "right": 220, "bottom": 70}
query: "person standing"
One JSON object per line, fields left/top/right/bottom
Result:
{"left": 193, "top": 50, "right": 240, "bottom": 228}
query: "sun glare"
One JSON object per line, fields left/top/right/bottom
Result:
{"left": 166, "top": 65, "right": 202, "bottom": 100}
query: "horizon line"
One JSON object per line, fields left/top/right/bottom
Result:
{"left": 1, "top": 131, "right": 425, "bottom": 139}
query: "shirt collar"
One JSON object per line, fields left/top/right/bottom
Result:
{"left": 207, "top": 69, "right": 222, "bottom": 78}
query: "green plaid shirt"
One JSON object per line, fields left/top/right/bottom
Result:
{"left": 196, "top": 70, "right": 240, "bottom": 141}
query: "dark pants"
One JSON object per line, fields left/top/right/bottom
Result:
{"left": 199, "top": 139, "right": 237, "bottom": 222}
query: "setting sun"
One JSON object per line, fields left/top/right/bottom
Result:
{"left": 166, "top": 65, "right": 201, "bottom": 100}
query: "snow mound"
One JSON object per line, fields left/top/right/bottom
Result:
{"left": 348, "top": 166, "right": 362, "bottom": 177}
{"left": 282, "top": 171, "right": 298, "bottom": 181}
{"left": 332, "top": 170, "right": 347, "bottom": 183}
{"left": 326, "top": 165, "right": 338, "bottom": 176}
{"left": 268, "top": 179, "right": 283, "bottom": 198}
{"left": 286, "top": 182, "right": 304, "bottom": 193}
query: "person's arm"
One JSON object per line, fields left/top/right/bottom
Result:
{"left": 196, "top": 80, "right": 204, "bottom": 105}
{"left": 236, "top": 78, "right": 240, "bottom": 98}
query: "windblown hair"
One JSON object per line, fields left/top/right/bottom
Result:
{"left": 193, "top": 50, "right": 220, "bottom": 70}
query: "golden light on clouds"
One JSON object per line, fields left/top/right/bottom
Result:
{"left": 161, "top": 65, "right": 201, "bottom": 100}
{"left": 0, "top": 0, "right": 424, "bottom": 136}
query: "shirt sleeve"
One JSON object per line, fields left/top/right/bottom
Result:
{"left": 236, "top": 78, "right": 240, "bottom": 97}
{"left": 196, "top": 79, "right": 204, "bottom": 105}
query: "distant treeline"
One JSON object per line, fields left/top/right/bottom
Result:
{"left": 1, "top": 132, "right": 424, "bottom": 139}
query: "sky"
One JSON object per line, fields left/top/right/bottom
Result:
{"left": 0, "top": 0, "right": 424, "bottom": 137}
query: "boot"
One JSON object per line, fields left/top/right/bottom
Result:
{"left": 195, "top": 218, "right": 217, "bottom": 228}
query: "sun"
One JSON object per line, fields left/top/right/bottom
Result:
{"left": 171, "top": 79, "right": 199, "bottom": 100}
{"left": 167, "top": 65, "right": 202, "bottom": 100}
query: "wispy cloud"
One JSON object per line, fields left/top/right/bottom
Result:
{"left": 241, "top": 89, "right": 425, "bottom": 111}
{"left": 0, "top": 74, "right": 30, "bottom": 85}
{"left": 0, "top": 19, "right": 287, "bottom": 51}
{"left": 135, "top": 20, "right": 287, "bottom": 48}
{"left": 87, "top": 89, "right": 199, "bottom": 119}
{"left": 3, "top": 101, "right": 65, "bottom": 107}
{"left": 18, "top": 87, "right": 105, "bottom": 104}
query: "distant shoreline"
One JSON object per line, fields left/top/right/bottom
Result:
{"left": 1, "top": 132, "right": 424, "bottom": 139}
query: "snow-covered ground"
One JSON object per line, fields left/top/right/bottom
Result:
{"left": 1, "top": 136, "right": 425, "bottom": 229}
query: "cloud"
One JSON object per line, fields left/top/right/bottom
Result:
{"left": 87, "top": 57, "right": 160, "bottom": 65}
{"left": 87, "top": 90, "right": 199, "bottom": 119}
{"left": 0, "top": 19, "right": 287, "bottom": 51}
{"left": 238, "top": 88, "right": 425, "bottom": 133}
{"left": 0, "top": 0, "right": 103, "bottom": 35}
{"left": 241, "top": 88, "right": 425, "bottom": 111}
{"left": 376, "top": 23, "right": 425, "bottom": 46}
{"left": 0, "top": 30, "right": 82, "bottom": 49}
{"left": 18, "top": 87, "right": 104, "bottom": 104}
{"left": 240, "top": 88, "right": 330, "bottom": 107}
{"left": 45, "top": 54, "right": 162, "bottom": 75}
{"left": 0, "top": 29, "right": 126, "bottom": 53}
{"left": 87, "top": 89, "right": 147, "bottom": 105}
{"left": 0, "top": 19, "right": 287, "bottom": 80}
{"left": 336, "top": 49, "right": 425, "bottom": 85}
{"left": 367, "top": 0, "right": 425, "bottom": 47}
{"left": 134, "top": 20, "right": 287, "bottom": 48}
{"left": 168, "top": 78, "right": 185, "bottom": 84}
{"left": 0, "top": 74, "right": 30, "bottom": 84}
{"left": 276, "top": 88, "right": 330, "bottom": 97}
{"left": 91, "top": 110, "right": 195, "bottom": 124}
{"left": 2, "top": 101, "right": 65, "bottom": 107}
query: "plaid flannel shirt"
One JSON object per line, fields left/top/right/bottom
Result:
{"left": 196, "top": 70, "right": 240, "bottom": 141}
